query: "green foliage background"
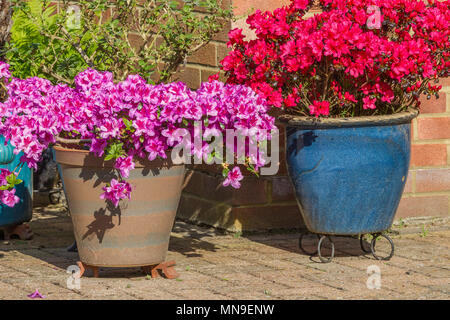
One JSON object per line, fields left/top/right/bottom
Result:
{"left": 5, "top": 0, "right": 232, "bottom": 85}
{"left": 5, "top": 0, "right": 92, "bottom": 82}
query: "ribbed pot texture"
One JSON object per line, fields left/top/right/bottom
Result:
{"left": 54, "top": 145, "right": 185, "bottom": 267}
{"left": 280, "top": 109, "right": 418, "bottom": 235}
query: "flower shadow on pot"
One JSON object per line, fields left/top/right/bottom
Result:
{"left": 76, "top": 162, "right": 121, "bottom": 245}
{"left": 81, "top": 205, "right": 118, "bottom": 244}
{"left": 78, "top": 163, "right": 117, "bottom": 187}
{"left": 286, "top": 129, "right": 318, "bottom": 157}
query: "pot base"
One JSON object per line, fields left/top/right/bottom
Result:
{"left": 76, "top": 260, "right": 179, "bottom": 279}
{"left": 0, "top": 223, "right": 33, "bottom": 240}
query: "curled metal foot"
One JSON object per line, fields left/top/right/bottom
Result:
{"left": 370, "top": 233, "right": 394, "bottom": 261}
{"left": 298, "top": 232, "right": 320, "bottom": 255}
{"left": 360, "top": 234, "right": 371, "bottom": 253}
{"left": 317, "top": 235, "right": 335, "bottom": 263}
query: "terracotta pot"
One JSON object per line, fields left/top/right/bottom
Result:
{"left": 54, "top": 145, "right": 185, "bottom": 267}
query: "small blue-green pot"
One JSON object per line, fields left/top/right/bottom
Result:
{"left": 0, "top": 136, "right": 33, "bottom": 227}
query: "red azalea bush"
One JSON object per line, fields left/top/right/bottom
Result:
{"left": 221, "top": 0, "right": 450, "bottom": 117}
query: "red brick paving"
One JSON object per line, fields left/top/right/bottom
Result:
{"left": 0, "top": 208, "right": 448, "bottom": 300}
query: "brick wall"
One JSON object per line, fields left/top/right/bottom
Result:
{"left": 177, "top": 128, "right": 304, "bottom": 232}
{"left": 398, "top": 79, "right": 450, "bottom": 218}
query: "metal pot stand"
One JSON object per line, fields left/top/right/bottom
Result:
{"left": 299, "top": 232, "right": 395, "bottom": 263}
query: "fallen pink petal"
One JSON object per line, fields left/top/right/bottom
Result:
{"left": 27, "top": 290, "right": 45, "bottom": 299}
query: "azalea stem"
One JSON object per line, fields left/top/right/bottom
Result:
{"left": 322, "top": 58, "right": 331, "bottom": 101}
{"left": 16, "top": 163, "right": 24, "bottom": 177}
{"left": 11, "top": 161, "right": 23, "bottom": 174}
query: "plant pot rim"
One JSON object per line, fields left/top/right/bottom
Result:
{"left": 53, "top": 144, "right": 178, "bottom": 169}
{"left": 278, "top": 108, "right": 419, "bottom": 129}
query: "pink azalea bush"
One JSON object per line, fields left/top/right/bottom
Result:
{"left": 221, "top": 0, "right": 450, "bottom": 117}
{"left": 0, "top": 62, "right": 275, "bottom": 207}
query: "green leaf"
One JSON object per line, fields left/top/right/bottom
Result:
{"left": 122, "top": 117, "right": 133, "bottom": 130}
{"left": 104, "top": 154, "right": 115, "bottom": 161}
{"left": 105, "top": 142, "right": 125, "bottom": 161}
{"left": 222, "top": 167, "right": 229, "bottom": 177}
{"left": 6, "top": 174, "right": 22, "bottom": 186}
{"left": 246, "top": 163, "right": 259, "bottom": 177}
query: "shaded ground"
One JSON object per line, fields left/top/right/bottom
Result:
{"left": 0, "top": 207, "right": 449, "bottom": 300}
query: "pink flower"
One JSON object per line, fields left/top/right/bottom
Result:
{"left": 208, "top": 74, "right": 219, "bottom": 82}
{"left": 114, "top": 156, "right": 135, "bottom": 178}
{"left": 100, "top": 179, "right": 132, "bottom": 207}
{"left": 144, "top": 138, "right": 166, "bottom": 161}
{"left": 1, "top": 189, "right": 20, "bottom": 207}
{"left": 99, "top": 118, "right": 121, "bottom": 139}
{"left": 133, "top": 117, "right": 155, "bottom": 137}
{"left": 343, "top": 92, "right": 357, "bottom": 103}
{"left": 90, "top": 139, "right": 108, "bottom": 157}
{"left": 291, "top": 0, "right": 309, "bottom": 11}
{"left": 223, "top": 167, "right": 244, "bottom": 189}
{"left": 0, "top": 169, "right": 10, "bottom": 185}
{"left": 192, "top": 142, "right": 210, "bottom": 163}
{"left": 162, "top": 128, "right": 188, "bottom": 146}
{"left": 0, "top": 61, "right": 11, "bottom": 80}
{"left": 27, "top": 289, "right": 46, "bottom": 299}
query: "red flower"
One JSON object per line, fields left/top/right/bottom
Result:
{"left": 208, "top": 73, "right": 219, "bottom": 83}
{"left": 309, "top": 100, "right": 330, "bottom": 117}
{"left": 220, "top": 0, "right": 450, "bottom": 117}
{"left": 227, "top": 28, "right": 245, "bottom": 47}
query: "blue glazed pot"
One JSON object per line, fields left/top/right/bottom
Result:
{"left": 281, "top": 110, "right": 418, "bottom": 235}
{"left": 0, "top": 136, "right": 33, "bottom": 227}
